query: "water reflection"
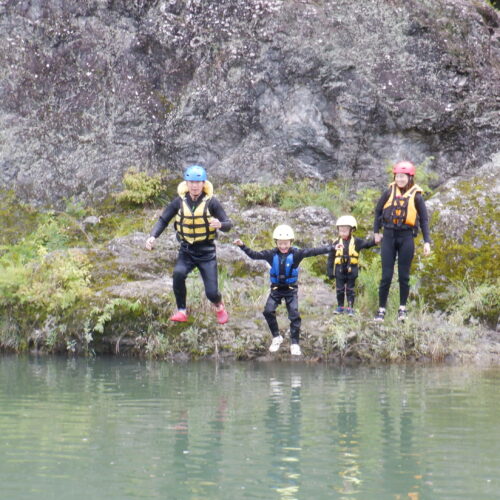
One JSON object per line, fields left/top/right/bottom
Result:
{"left": 171, "top": 398, "right": 227, "bottom": 498}
{"left": 377, "top": 369, "right": 440, "bottom": 500}
{"left": 1, "top": 358, "right": 500, "bottom": 499}
{"left": 336, "top": 384, "right": 361, "bottom": 496}
{"left": 265, "top": 374, "right": 302, "bottom": 499}
{"left": 172, "top": 409, "right": 190, "bottom": 496}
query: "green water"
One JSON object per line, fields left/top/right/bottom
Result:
{"left": 1, "top": 357, "right": 499, "bottom": 500}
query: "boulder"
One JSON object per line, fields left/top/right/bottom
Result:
{"left": 427, "top": 151, "right": 500, "bottom": 241}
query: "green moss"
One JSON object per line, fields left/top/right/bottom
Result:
{"left": 91, "top": 212, "right": 149, "bottom": 241}
{"left": 224, "top": 259, "right": 262, "bottom": 279}
{"left": 0, "top": 190, "right": 39, "bottom": 247}
{"left": 153, "top": 92, "right": 175, "bottom": 119}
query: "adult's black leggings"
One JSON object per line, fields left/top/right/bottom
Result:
{"left": 172, "top": 247, "right": 221, "bottom": 310}
{"left": 379, "top": 229, "right": 415, "bottom": 308}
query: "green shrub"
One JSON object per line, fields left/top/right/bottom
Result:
{"left": 115, "top": 168, "right": 163, "bottom": 206}
{"left": 240, "top": 182, "right": 284, "bottom": 207}
{"left": 420, "top": 224, "right": 498, "bottom": 309}
{"left": 280, "top": 179, "right": 348, "bottom": 213}
{"left": 418, "top": 187, "right": 499, "bottom": 327}
{"left": 352, "top": 188, "right": 380, "bottom": 232}
{"left": 0, "top": 248, "right": 91, "bottom": 315}
{"left": 64, "top": 197, "right": 87, "bottom": 219}
{"left": 86, "top": 298, "right": 142, "bottom": 335}
{"left": 240, "top": 178, "right": 352, "bottom": 214}
{"left": 447, "top": 279, "right": 499, "bottom": 328}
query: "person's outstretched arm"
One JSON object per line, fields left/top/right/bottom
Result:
{"left": 145, "top": 198, "right": 180, "bottom": 249}
{"left": 233, "top": 240, "right": 274, "bottom": 265}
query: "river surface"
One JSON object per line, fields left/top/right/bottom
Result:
{"left": 1, "top": 357, "right": 499, "bottom": 500}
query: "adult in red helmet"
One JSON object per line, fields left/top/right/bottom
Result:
{"left": 373, "top": 161, "right": 431, "bottom": 322}
{"left": 145, "top": 165, "right": 232, "bottom": 324}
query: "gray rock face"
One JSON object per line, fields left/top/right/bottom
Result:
{"left": 426, "top": 151, "right": 500, "bottom": 241}
{"left": 1, "top": 0, "right": 499, "bottom": 204}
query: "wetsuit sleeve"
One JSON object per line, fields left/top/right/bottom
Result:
{"left": 209, "top": 197, "right": 232, "bottom": 232}
{"left": 415, "top": 193, "right": 431, "bottom": 243}
{"left": 294, "top": 245, "right": 332, "bottom": 264}
{"left": 355, "top": 237, "right": 376, "bottom": 251}
{"left": 326, "top": 249, "right": 334, "bottom": 279}
{"left": 150, "top": 198, "right": 181, "bottom": 238}
{"left": 373, "top": 189, "right": 391, "bottom": 233}
{"left": 238, "top": 245, "right": 275, "bottom": 265}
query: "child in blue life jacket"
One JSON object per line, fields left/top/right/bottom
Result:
{"left": 327, "top": 215, "right": 376, "bottom": 316}
{"left": 234, "top": 225, "right": 332, "bottom": 356}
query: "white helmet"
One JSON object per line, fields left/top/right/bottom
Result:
{"left": 273, "top": 224, "right": 295, "bottom": 240}
{"left": 336, "top": 215, "right": 357, "bottom": 229}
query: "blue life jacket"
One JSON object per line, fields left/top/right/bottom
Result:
{"left": 270, "top": 249, "right": 299, "bottom": 285}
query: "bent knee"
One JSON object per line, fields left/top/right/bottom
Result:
{"left": 173, "top": 269, "right": 188, "bottom": 282}
{"left": 205, "top": 289, "right": 221, "bottom": 304}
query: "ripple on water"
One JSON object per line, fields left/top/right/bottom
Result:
{"left": 1, "top": 360, "right": 500, "bottom": 500}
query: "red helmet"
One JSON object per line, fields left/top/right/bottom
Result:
{"left": 393, "top": 161, "right": 416, "bottom": 176}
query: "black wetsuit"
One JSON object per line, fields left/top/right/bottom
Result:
{"left": 326, "top": 237, "right": 376, "bottom": 308}
{"left": 373, "top": 188, "right": 430, "bottom": 307}
{"left": 237, "top": 245, "right": 331, "bottom": 344}
{"left": 150, "top": 193, "right": 232, "bottom": 309}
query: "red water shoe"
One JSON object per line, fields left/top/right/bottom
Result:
{"left": 216, "top": 305, "right": 229, "bottom": 325}
{"left": 169, "top": 310, "right": 189, "bottom": 322}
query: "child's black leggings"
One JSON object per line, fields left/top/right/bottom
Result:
{"left": 263, "top": 287, "right": 301, "bottom": 344}
{"left": 379, "top": 228, "right": 415, "bottom": 308}
{"left": 335, "top": 266, "right": 358, "bottom": 307}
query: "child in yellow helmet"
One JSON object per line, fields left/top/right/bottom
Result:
{"left": 234, "top": 225, "right": 332, "bottom": 356}
{"left": 327, "top": 215, "right": 377, "bottom": 315}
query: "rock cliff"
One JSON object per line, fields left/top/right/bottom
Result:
{"left": 0, "top": 0, "right": 499, "bottom": 204}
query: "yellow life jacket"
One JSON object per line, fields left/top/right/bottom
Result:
{"left": 174, "top": 180, "right": 216, "bottom": 244}
{"left": 382, "top": 182, "right": 422, "bottom": 228}
{"left": 334, "top": 237, "right": 359, "bottom": 271}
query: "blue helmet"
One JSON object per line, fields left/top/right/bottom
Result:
{"left": 184, "top": 165, "right": 207, "bottom": 181}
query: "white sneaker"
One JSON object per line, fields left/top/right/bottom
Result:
{"left": 269, "top": 335, "right": 284, "bottom": 352}
{"left": 290, "top": 344, "right": 302, "bottom": 356}
{"left": 373, "top": 308, "right": 386, "bottom": 322}
{"left": 397, "top": 307, "right": 408, "bottom": 322}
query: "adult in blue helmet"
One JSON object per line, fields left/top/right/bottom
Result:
{"left": 145, "top": 165, "right": 232, "bottom": 324}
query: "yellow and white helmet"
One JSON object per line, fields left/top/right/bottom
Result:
{"left": 336, "top": 215, "right": 357, "bottom": 229}
{"left": 273, "top": 224, "right": 295, "bottom": 240}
